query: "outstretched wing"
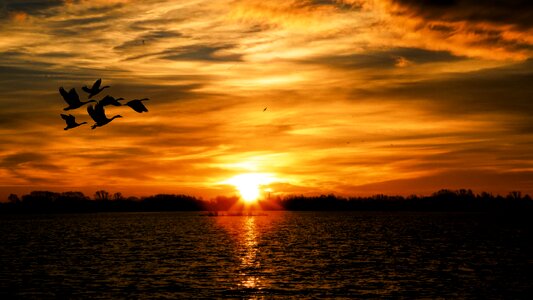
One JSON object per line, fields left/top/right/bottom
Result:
{"left": 127, "top": 100, "right": 148, "bottom": 113}
{"left": 82, "top": 86, "right": 92, "bottom": 94}
{"left": 88, "top": 103, "right": 108, "bottom": 122}
{"left": 93, "top": 78, "right": 102, "bottom": 90}
{"left": 100, "top": 95, "right": 123, "bottom": 106}
{"left": 87, "top": 105, "right": 98, "bottom": 122}
{"left": 99, "top": 95, "right": 113, "bottom": 106}
{"left": 139, "top": 103, "right": 148, "bottom": 112}
{"left": 60, "top": 87, "right": 77, "bottom": 106}
{"left": 69, "top": 88, "right": 80, "bottom": 102}
{"left": 95, "top": 103, "right": 108, "bottom": 119}
{"left": 61, "top": 114, "right": 78, "bottom": 126}
{"left": 59, "top": 87, "right": 69, "bottom": 99}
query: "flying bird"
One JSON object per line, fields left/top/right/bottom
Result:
{"left": 60, "top": 114, "right": 86, "bottom": 130}
{"left": 99, "top": 95, "right": 124, "bottom": 107}
{"left": 124, "top": 98, "right": 149, "bottom": 113}
{"left": 87, "top": 103, "right": 122, "bottom": 129}
{"left": 59, "top": 87, "right": 96, "bottom": 111}
{"left": 82, "top": 78, "right": 110, "bottom": 98}
{"left": 263, "top": 107, "right": 267, "bottom": 112}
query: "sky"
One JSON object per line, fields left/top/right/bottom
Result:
{"left": 1, "top": 0, "right": 532, "bottom": 200}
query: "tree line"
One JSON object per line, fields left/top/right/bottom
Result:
{"left": 1, "top": 189, "right": 532, "bottom": 214}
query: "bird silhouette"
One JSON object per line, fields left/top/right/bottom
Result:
{"left": 263, "top": 107, "right": 267, "bottom": 112}
{"left": 59, "top": 87, "right": 96, "bottom": 111}
{"left": 82, "top": 79, "right": 110, "bottom": 98}
{"left": 60, "top": 114, "right": 86, "bottom": 130}
{"left": 87, "top": 103, "right": 122, "bottom": 129}
{"left": 125, "top": 98, "right": 149, "bottom": 113}
{"left": 99, "top": 95, "right": 124, "bottom": 106}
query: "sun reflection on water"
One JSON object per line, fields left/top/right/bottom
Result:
{"left": 240, "top": 217, "right": 259, "bottom": 289}
{"left": 214, "top": 214, "right": 280, "bottom": 295}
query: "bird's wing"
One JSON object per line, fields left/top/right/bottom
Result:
{"left": 133, "top": 101, "right": 148, "bottom": 112}
{"left": 67, "top": 116, "right": 77, "bottom": 126}
{"left": 59, "top": 87, "right": 69, "bottom": 99}
{"left": 82, "top": 86, "right": 92, "bottom": 94}
{"left": 69, "top": 88, "right": 80, "bottom": 102}
{"left": 60, "top": 87, "right": 76, "bottom": 106}
{"left": 102, "top": 95, "right": 122, "bottom": 106}
{"left": 87, "top": 105, "right": 100, "bottom": 122}
{"left": 95, "top": 103, "right": 109, "bottom": 120}
{"left": 126, "top": 101, "right": 140, "bottom": 112}
{"left": 140, "top": 103, "right": 148, "bottom": 112}
{"left": 93, "top": 78, "right": 102, "bottom": 89}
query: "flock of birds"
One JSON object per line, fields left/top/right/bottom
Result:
{"left": 59, "top": 79, "right": 149, "bottom": 130}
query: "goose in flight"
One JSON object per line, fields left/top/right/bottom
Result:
{"left": 82, "top": 78, "right": 110, "bottom": 98}
{"left": 59, "top": 87, "right": 96, "bottom": 111}
{"left": 125, "top": 98, "right": 149, "bottom": 113}
{"left": 60, "top": 114, "right": 86, "bottom": 130}
{"left": 87, "top": 103, "right": 122, "bottom": 129}
{"left": 99, "top": 95, "right": 124, "bottom": 107}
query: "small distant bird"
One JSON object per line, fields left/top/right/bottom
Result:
{"left": 99, "top": 95, "right": 124, "bottom": 107}
{"left": 82, "top": 78, "right": 110, "bottom": 98}
{"left": 87, "top": 104, "right": 122, "bottom": 129}
{"left": 263, "top": 107, "right": 267, "bottom": 112}
{"left": 60, "top": 114, "right": 86, "bottom": 130}
{"left": 124, "top": 98, "right": 149, "bottom": 113}
{"left": 59, "top": 87, "right": 96, "bottom": 111}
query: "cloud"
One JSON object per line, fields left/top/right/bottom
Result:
{"left": 160, "top": 45, "right": 243, "bottom": 62}
{"left": 389, "top": 0, "right": 533, "bottom": 29}
{"left": 382, "top": 0, "right": 533, "bottom": 59}
{"left": 0, "top": 0, "right": 64, "bottom": 17}
{"left": 303, "top": 47, "right": 464, "bottom": 69}
{"left": 357, "top": 59, "right": 533, "bottom": 116}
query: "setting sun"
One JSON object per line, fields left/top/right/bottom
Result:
{"left": 223, "top": 173, "right": 276, "bottom": 203}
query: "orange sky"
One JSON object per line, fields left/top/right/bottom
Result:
{"left": 1, "top": 0, "right": 532, "bottom": 200}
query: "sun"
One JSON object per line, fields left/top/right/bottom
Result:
{"left": 223, "top": 173, "right": 276, "bottom": 204}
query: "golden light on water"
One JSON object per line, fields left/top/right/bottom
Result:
{"left": 222, "top": 173, "right": 277, "bottom": 203}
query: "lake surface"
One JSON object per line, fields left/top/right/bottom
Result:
{"left": 1, "top": 212, "right": 532, "bottom": 298}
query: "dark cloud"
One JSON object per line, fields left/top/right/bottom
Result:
{"left": 124, "top": 44, "right": 243, "bottom": 62}
{"left": 0, "top": 0, "right": 63, "bottom": 17}
{"left": 388, "top": 0, "right": 533, "bottom": 57}
{"left": 358, "top": 59, "right": 533, "bottom": 117}
{"left": 305, "top": 47, "right": 464, "bottom": 69}
{"left": 1, "top": 152, "right": 47, "bottom": 168}
{"left": 0, "top": 151, "right": 64, "bottom": 184}
{"left": 391, "top": 0, "right": 533, "bottom": 29}
{"left": 49, "top": 15, "right": 117, "bottom": 28}
{"left": 309, "top": 0, "right": 365, "bottom": 10}
{"left": 161, "top": 45, "right": 243, "bottom": 62}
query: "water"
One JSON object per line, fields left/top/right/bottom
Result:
{"left": 1, "top": 212, "right": 531, "bottom": 298}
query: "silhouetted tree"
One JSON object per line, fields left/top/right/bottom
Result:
{"left": 507, "top": 191, "right": 522, "bottom": 200}
{"left": 209, "top": 196, "right": 239, "bottom": 211}
{"left": 2, "top": 188, "right": 532, "bottom": 214}
{"left": 8, "top": 194, "right": 20, "bottom": 204}
{"left": 113, "top": 192, "right": 124, "bottom": 201}
{"left": 94, "top": 190, "right": 110, "bottom": 201}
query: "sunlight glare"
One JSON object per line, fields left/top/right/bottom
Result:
{"left": 223, "top": 173, "right": 276, "bottom": 203}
